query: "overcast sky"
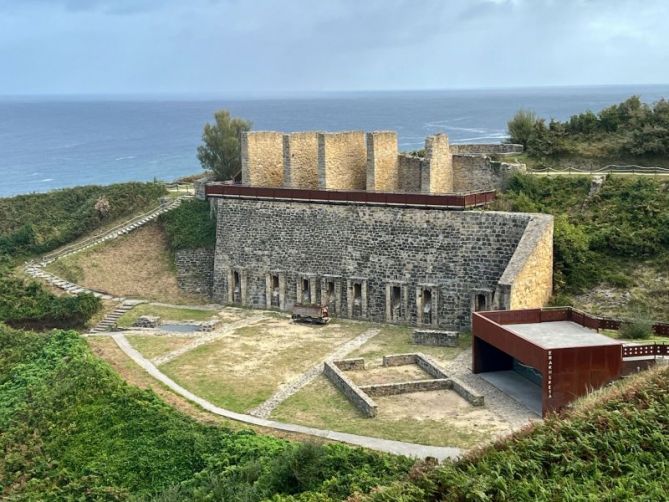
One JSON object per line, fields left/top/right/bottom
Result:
{"left": 0, "top": 0, "right": 667, "bottom": 95}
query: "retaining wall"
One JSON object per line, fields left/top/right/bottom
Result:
{"left": 175, "top": 248, "right": 215, "bottom": 297}
{"left": 213, "top": 199, "right": 546, "bottom": 328}
{"left": 411, "top": 329, "right": 459, "bottom": 347}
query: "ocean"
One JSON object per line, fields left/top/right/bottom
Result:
{"left": 1, "top": 85, "right": 668, "bottom": 197}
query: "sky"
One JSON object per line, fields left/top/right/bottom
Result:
{"left": 0, "top": 0, "right": 668, "bottom": 95}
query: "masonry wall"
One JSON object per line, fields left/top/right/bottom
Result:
{"left": 318, "top": 131, "right": 367, "bottom": 190}
{"left": 213, "top": 199, "right": 538, "bottom": 328}
{"left": 423, "top": 134, "right": 453, "bottom": 193}
{"left": 398, "top": 154, "right": 423, "bottom": 192}
{"left": 175, "top": 248, "right": 215, "bottom": 297}
{"left": 283, "top": 132, "right": 319, "bottom": 189}
{"left": 366, "top": 131, "right": 399, "bottom": 191}
{"left": 453, "top": 155, "right": 527, "bottom": 192}
{"left": 496, "top": 215, "right": 554, "bottom": 310}
{"left": 241, "top": 131, "right": 284, "bottom": 187}
{"left": 449, "top": 143, "right": 523, "bottom": 155}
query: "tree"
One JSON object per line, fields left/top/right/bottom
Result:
{"left": 196, "top": 110, "right": 252, "bottom": 181}
{"left": 506, "top": 109, "right": 537, "bottom": 148}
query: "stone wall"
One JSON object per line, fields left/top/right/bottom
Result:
{"left": 323, "top": 361, "right": 377, "bottom": 417}
{"left": 423, "top": 134, "right": 453, "bottom": 193}
{"left": 496, "top": 214, "right": 554, "bottom": 310}
{"left": 453, "top": 155, "right": 526, "bottom": 192}
{"left": 212, "top": 199, "right": 551, "bottom": 328}
{"left": 318, "top": 131, "right": 367, "bottom": 190}
{"left": 175, "top": 248, "right": 215, "bottom": 297}
{"left": 366, "top": 131, "right": 399, "bottom": 192}
{"left": 241, "top": 131, "right": 284, "bottom": 187}
{"left": 411, "top": 329, "right": 459, "bottom": 347}
{"left": 449, "top": 143, "right": 523, "bottom": 155}
{"left": 360, "top": 379, "right": 452, "bottom": 397}
{"left": 398, "top": 154, "right": 423, "bottom": 193}
{"left": 283, "top": 132, "right": 319, "bottom": 189}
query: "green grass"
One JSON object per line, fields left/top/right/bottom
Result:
{"left": 271, "top": 375, "right": 501, "bottom": 449}
{"left": 359, "top": 366, "right": 669, "bottom": 501}
{"left": 0, "top": 325, "right": 413, "bottom": 500}
{"left": 117, "top": 304, "right": 218, "bottom": 328}
{"left": 0, "top": 182, "right": 166, "bottom": 259}
{"left": 349, "top": 324, "right": 470, "bottom": 365}
{"left": 126, "top": 334, "right": 197, "bottom": 360}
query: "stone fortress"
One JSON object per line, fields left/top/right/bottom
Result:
{"left": 195, "top": 129, "right": 553, "bottom": 330}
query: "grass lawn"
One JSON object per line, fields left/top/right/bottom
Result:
{"left": 160, "top": 318, "right": 370, "bottom": 413}
{"left": 348, "top": 323, "right": 471, "bottom": 367}
{"left": 117, "top": 303, "right": 218, "bottom": 328}
{"left": 126, "top": 334, "right": 198, "bottom": 360}
{"left": 270, "top": 375, "right": 508, "bottom": 448}
{"left": 46, "top": 222, "right": 205, "bottom": 304}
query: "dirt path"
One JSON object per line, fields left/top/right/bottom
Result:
{"left": 249, "top": 328, "right": 381, "bottom": 418}
{"left": 112, "top": 332, "right": 462, "bottom": 460}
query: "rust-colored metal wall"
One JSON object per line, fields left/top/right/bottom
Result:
{"left": 205, "top": 183, "right": 496, "bottom": 209}
{"left": 472, "top": 310, "right": 623, "bottom": 416}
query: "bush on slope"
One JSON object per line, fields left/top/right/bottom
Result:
{"left": 0, "top": 327, "right": 412, "bottom": 500}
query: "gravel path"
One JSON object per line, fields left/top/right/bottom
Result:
{"left": 112, "top": 333, "right": 461, "bottom": 460}
{"left": 151, "top": 315, "right": 268, "bottom": 366}
{"left": 440, "top": 349, "right": 540, "bottom": 427}
{"left": 249, "top": 328, "right": 381, "bottom": 418}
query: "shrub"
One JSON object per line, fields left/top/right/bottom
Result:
{"left": 159, "top": 199, "right": 216, "bottom": 251}
{"left": 507, "top": 109, "right": 537, "bottom": 148}
{"left": 0, "top": 182, "right": 166, "bottom": 258}
{"left": 619, "top": 318, "right": 653, "bottom": 340}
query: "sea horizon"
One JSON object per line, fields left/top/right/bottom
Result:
{"left": 2, "top": 84, "right": 668, "bottom": 197}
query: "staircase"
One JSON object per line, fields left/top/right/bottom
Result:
{"left": 24, "top": 195, "right": 190, "bottom": 297}
{"left": 90, "top": 301, "right": 142, "bottom": 334}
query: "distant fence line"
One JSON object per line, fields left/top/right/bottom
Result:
{"left": 531, "top": 164, "right": 669, "bottom": 175}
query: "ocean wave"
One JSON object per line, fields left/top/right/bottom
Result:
{"left": 40, "top": 178, "right": 54, "bottom": 182}
{"left": 115, "top": 155, "right": 136, "bottom": 161}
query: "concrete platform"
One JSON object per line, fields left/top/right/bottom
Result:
{"left": 507, "top": 321, "right": 621, "bottom": 349}
{"left": 480, "top": 370, "right": 542, "bottom": 416}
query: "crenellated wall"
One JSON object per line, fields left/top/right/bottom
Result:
{"left": 283, "top": 132, "right": 320, "bottom": 189}
{"left": 318, "top": 131, "right": 367, "bottom": 190}
{"left": 241, "top": 131, "right": 284, "bottom": 187}
{"left": 398, "top": 154, "right": 423, "bottom": 193}
{"left": 423, "top": 134, "right": 453, "bottom": 193}
{"left": 453, "top": 155, "right": 526, "bottom": 192}
{"left": 366, "top": 131, "right": 399, "bottom": 191}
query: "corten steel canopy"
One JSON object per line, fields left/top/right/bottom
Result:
{"left": 472, "top": 308, "right": 625, "bottom": 416}
{"left": 204, "top": 183, "right": 496, "bottom": 209}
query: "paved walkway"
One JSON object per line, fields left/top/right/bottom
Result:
{"left": 249, "top": 328, "right": 380, "bottom": 418}
{"left": 112, "top": 333, "right": 461, "bottom": 460}
{"left": 151, "top": 315, "right": 268, "bottom": 366}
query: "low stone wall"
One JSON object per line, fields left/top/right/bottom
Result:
{"left": 450, "top": 377, "right": 484, "bottom": 406}
{"left": 323, "top": 361, "right": 377, "bottom": 417}
{"left": 175, "top": 248, "right": 215, "bottom": 297}
{"left": 134, "top": 315, "right": 160, "bottom": 328}
{"left": 360, "top": 379, "right": 452, "bottom": 397}
{"left": 334, "top": 358, "right": 365, "bottom": 370}
{"left": 411, "top": 329, "right": 459, "bottom": 347}
{"left": 415, "top": 354, "right": 449, "bottom": 379}
{"left": 450, "top": 143, "right": 523, "bottom": 155}
{"left": 382, "top": 353, "right": 418, "bottom": 367}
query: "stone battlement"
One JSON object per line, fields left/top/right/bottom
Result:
{"left": 240, "top": 130, "right": 524, "bottom": 194}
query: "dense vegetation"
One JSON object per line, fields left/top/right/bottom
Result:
{"left": 0, "top": 263, "right": 100, "bottom": 329}
{"left": 508, "top": 96, "right": 669, "bottom": 161}
{"left": 0, "top": 182, "right": 166, "bottom": 259}
{"left": 159, "top": 198, "right": 217, "bottom": 251}
{"left": 361, "top": 366, "right": 669, "bottom": 501}
{"left": 0, "top": 327, "right": 412, "bottom": 500}
{"left": 495, "top": 174, "right": 669, "bottom": 295}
